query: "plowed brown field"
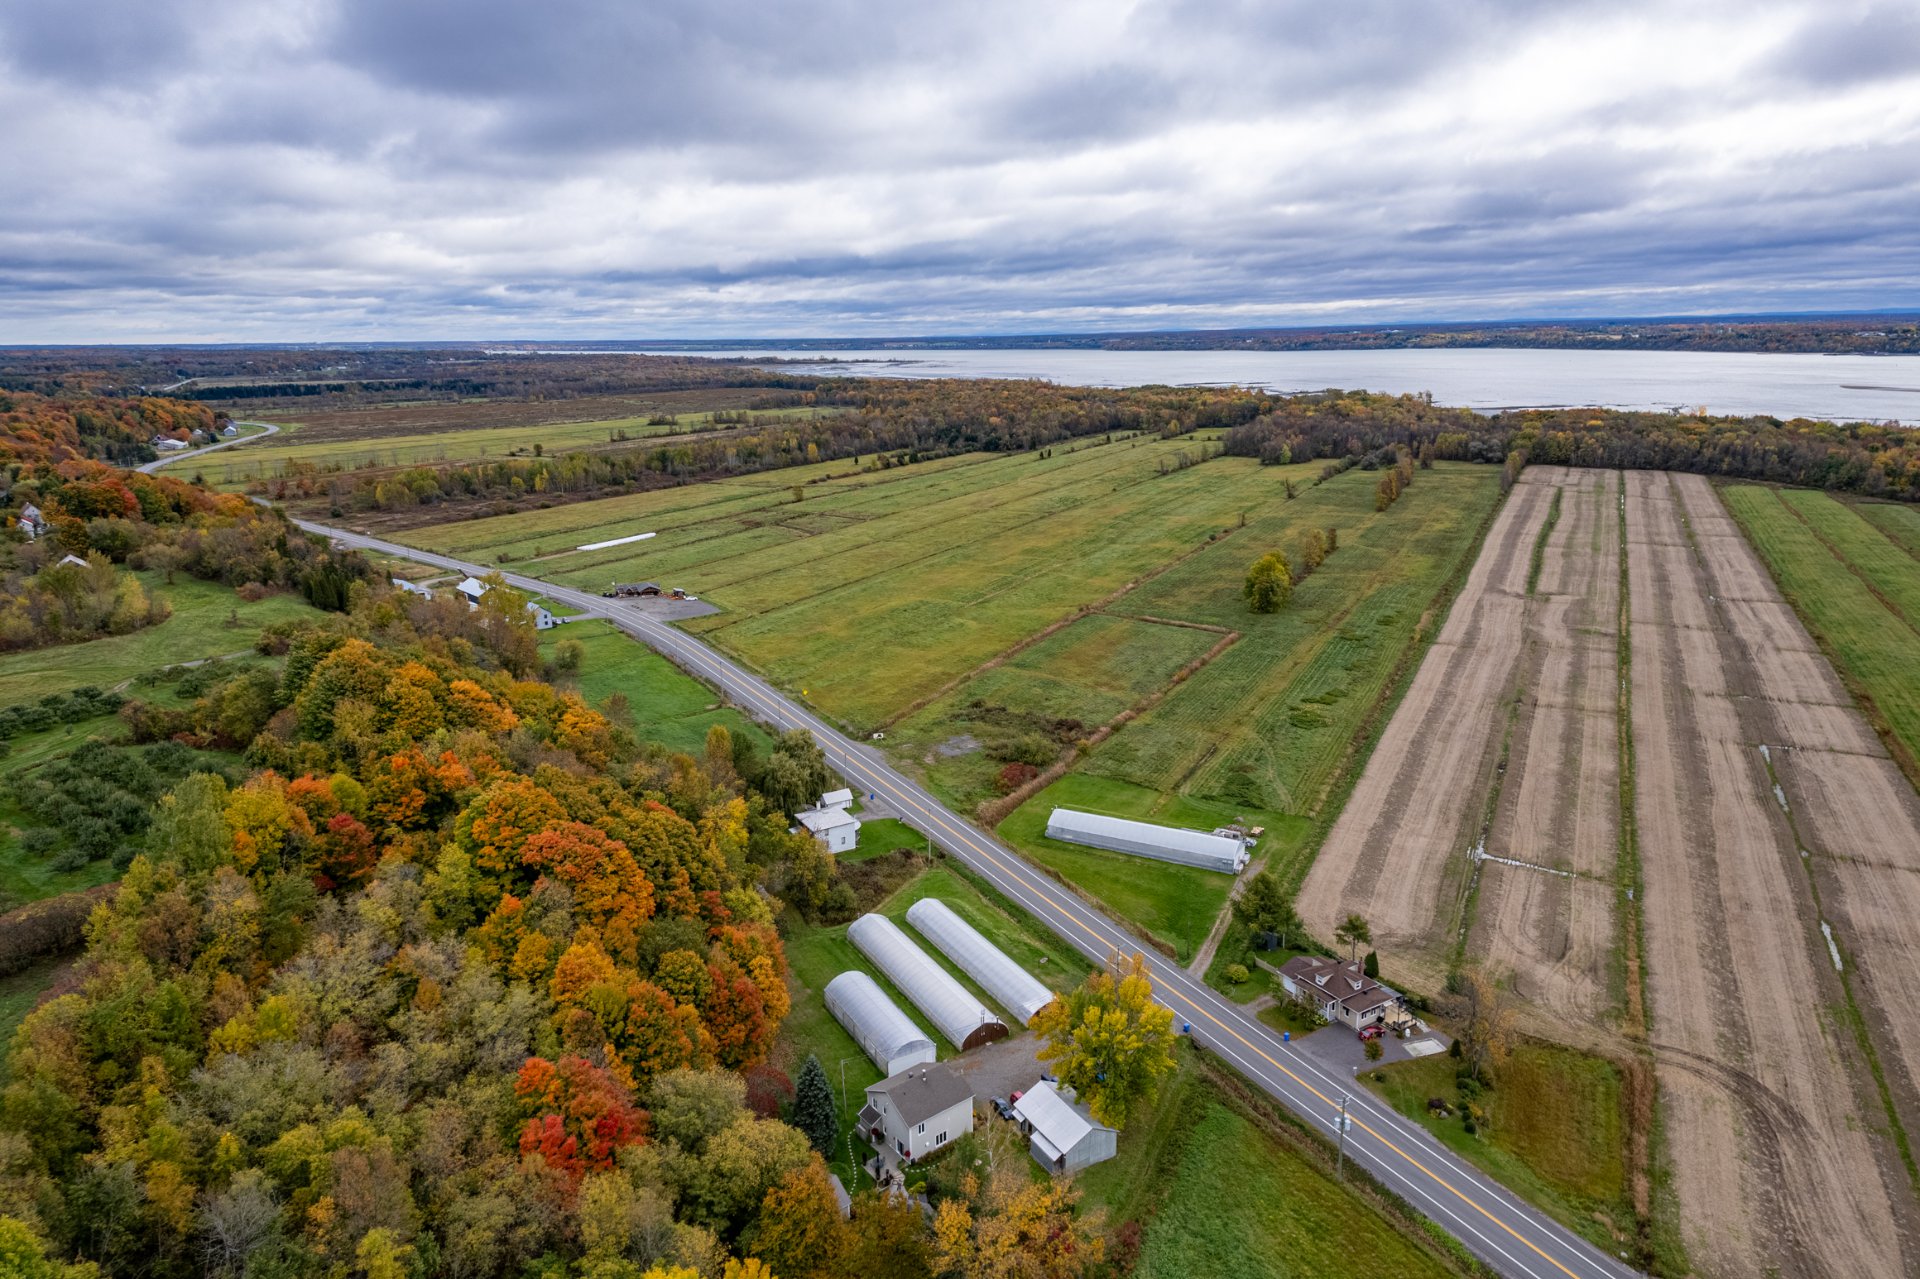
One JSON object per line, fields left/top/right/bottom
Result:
{"left": 1301, "top": 465, "right": 1920, "bottom": 1277}
{"left": 1630, "top": 471, "right": 1916, "bottom": 1278}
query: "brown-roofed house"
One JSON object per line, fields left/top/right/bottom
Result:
{"left": 1275, "top": 954, "right": 1405, "bottom": 1031}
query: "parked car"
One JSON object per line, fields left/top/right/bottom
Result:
{"left": 1358, "top": 1023, "right": 1384, "bottom": 1042}
{"left": 990, "top": 1096, "right": 1015, "bottom": 1121}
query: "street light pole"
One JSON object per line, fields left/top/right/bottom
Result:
{"left": 1336, "top": 1093, "right": 1351, "bottom": 1180}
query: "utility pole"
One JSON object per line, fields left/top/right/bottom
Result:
{"left": 1336, "top": 1093, "right": 1351, "bottom": 1180}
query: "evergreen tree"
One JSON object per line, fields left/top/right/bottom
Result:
{"left": 792, "top": 1053, "right": 839, "bottom": 1156}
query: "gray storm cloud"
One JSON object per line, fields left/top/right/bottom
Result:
{"left": 0, "top": 0, "right": 1915, "bottom": 340}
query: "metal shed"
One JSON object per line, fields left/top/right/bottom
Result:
{"left": 824, "top": 971, "right": 936, "bottom": 1077}
{"left": 1044, "top": 808, "right": 1249, "bottom": 873}
{"left": 847, "top": 913, "right": 1008, "bottom": 1051}
{"left": 905, "top": 898, "right": 1058, "bottom": 1026}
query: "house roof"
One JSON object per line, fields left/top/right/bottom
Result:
{"left": 1277, "top": 954, "right": 1402, "bottom": 1013}
{"left": 866, "top": 1061, "right": 972, "bottom": 1127}
{"left": 821, "top": 788, "right": 854, "bottom": 810}
{"left": 455, "top": 576, "right": 488, "bottom": 598}
{"left": 796, "top": 807, "right": 860, "bottom": 835}
{"left": 1014, "top": 1081, "right": 1113, "bottom": 1153}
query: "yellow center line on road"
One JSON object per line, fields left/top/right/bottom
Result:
{"left": 693, "top": 658, "right": 1589, "bottom": 1279}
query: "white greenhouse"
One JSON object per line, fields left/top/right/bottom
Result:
{"left": 824, "top": 971, "right": 936, "bottom": 1077}
{"left": 1044, "top": 808, "right": 1249, "bottom": 873}
{"left": 905, "top": 898, "right": 1058, "bottom": 1025}
{"left": 847, "top": 913, "right": 1008, "bottom": 1051}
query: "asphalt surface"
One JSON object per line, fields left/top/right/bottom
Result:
{"left": 284, "top": 513, "right": 1641, "bottom": 1279}
{"left": 137, "top": 420, "right": 280, "bottom": 472}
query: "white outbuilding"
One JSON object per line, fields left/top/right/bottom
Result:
{"left": 848, "top": 913, "right": 1007, "bottom": 1051}
{"left": 793, "top": 804, "right": 860, "bottom": 854}
{"left": 1044, "top": 808, "right": 1249, "bottom": 873}
{"left": 454, "top": 576, "right": 489, "bottom": 606}
{"left": 824, "top": 971, "right": 936, "bottom": 1077}
{"left": 906, "top": 898, "right": 1057, "bottom": 1025}
{"left": 1013, "top": 1080, "right": 1117, "bottom": 1176}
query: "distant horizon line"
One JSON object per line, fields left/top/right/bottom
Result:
{"left": 5, "top": 307, "right": 1920, "bottom": 350}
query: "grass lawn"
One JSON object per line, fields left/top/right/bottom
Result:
{"left": 541, "top": 619, "right": 770, "bottom": 757}
{"left": 0, "top": 574, "right": 320, "bottom": 707}
{"left": 1078, "top": 1046, "right": 1464, "bottom": 1279}
{"left": 1722, "top": 485, "right": 1920, "bottom": 770}
{"left": 773, "top": 857, "right": 1092, "bottom": 1189}
{"left": 1366, "top": 1041, "right": 1636, "bottom": 1255}
{"left": 997, "top": 774, "right": 1302, "bottom": 962}
{"left": 845, "top": 816, "right": 924, "bottom": 862}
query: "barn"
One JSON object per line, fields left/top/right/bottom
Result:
{"left": 1043, "top": 808, "right": 1249, "bottom": 873}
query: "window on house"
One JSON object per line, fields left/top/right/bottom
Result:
{"left": 935, "top": 1131, "right": 947, "bottom": 1145}
{"left": 917, "top": 1122, "right": 925, "bottom": 1133}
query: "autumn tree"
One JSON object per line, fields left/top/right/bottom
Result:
{"left": 1031, "top": 952, "right": 1176, "bottom": 1129}
{"left": 746, "top": 1155, "right": 848, "bottom": 1279}
{"left": 1242, "top": 551, "right": 1293, "bottom": 614}
{"left": 1456, "top": 968, "right": 1516, "bottom": 1083}
{"left": 932, "top": 1166, "right": 1102, "bottom": 1279}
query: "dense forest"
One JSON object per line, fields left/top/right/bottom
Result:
{"left": 0, "top": 579, "right": 968, "bottom": 1277}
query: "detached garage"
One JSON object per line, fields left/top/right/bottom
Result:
{"left": 1013, "top": 1081, "right": 1116, "bottom": 1176}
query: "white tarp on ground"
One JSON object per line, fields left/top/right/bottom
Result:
{"left": 576, "top": 531, "right": 656, "bottom": 551}
{"left": 1403, "top": 1038, "right": 1446, "bottom": 1058}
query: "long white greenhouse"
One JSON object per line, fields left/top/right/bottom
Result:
{"left": 847, "top": 913, "right": 1009, "bottom": 1051}
{"left": 1044, "top": 808, "right": 1249, "bottom": 873}
{"left": 824, "top": 971, "right": 936, "bottom": 1077}
{"left": 905, "top": 898, "right": 1058, "bottom": 1025}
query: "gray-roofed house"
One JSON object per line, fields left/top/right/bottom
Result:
{"left": 1012, "top": 1080, "right": 1116, "bottom": 1176}
{"left": 793, "top": 802, "right": 860, "bottom": 854}
{"left": 859, "top": 1060, "right": 975, "bottom": 1164}
{"left": 1274, "top": 954, "right": 1405, "bottom": 1031}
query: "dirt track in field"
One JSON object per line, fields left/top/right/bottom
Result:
{"left": 1302, "top": 465, "right": 1920, "bottom": 1276}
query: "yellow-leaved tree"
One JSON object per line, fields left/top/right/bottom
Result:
{"left": 1030, "top": 951, "right": 1176, "bottom": 1129}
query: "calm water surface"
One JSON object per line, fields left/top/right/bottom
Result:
{"left": 644, "top": 347, "right": 1920, "bottom": 425}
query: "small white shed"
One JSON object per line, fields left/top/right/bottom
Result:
{"left": 1013, "top": 1081, "right": 1117, "bottom": 1176}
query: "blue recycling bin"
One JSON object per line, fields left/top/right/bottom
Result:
{"left": 1283, "top": 1030, "right": 1290, "bottom": 1043}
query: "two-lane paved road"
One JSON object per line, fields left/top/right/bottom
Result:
{"left": 137, "top": 420, "right": 280, "bottom": 473}
{"left": 286, "top": 513, "right": 1640, "bottom": 1279}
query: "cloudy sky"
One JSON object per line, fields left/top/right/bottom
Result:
{"left": 2, "top": 0, "right": 1917, "bottom": 341}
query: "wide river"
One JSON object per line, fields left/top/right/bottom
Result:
{"left": 639, "top": 347, "right": 1920, "bottom": 425}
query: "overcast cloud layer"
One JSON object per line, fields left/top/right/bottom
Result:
{"left": 2, "top": 0, "right": 1917, "bottom": 341}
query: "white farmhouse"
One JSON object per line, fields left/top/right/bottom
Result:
{"left": 860, "top": 1061, "right": 974, "bottom": 1164}
{"left": 1012, "top": 1080, "right": 1116, "bottom": 1176}
{"left": 454, "top": 576, "right": 489, "bottom": 607}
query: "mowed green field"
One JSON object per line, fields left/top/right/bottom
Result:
{"left": 1722, "top": 486, "right": 1920, "bottom": 768}
{"left": 208, "top": 408, "right": 824, "bottom": 485}
{"left": 537, "top": 619, "right": 771, "bottom": 757}
{"left": 0, "top": 575, "right": 322, "bottom": 706}
{"left": 405, "top": 436, "right": 1323, "bottom": 728}
{"left": 1078, "top": 1050, "right": 1464, "bottom": 1279}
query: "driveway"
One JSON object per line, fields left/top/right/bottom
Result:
{"left": 1293, "top": 1021, "right": 1453, "bottom": 1078}
{"left": 945, "top": 1033, "right": 1044, "bottom": 1108}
